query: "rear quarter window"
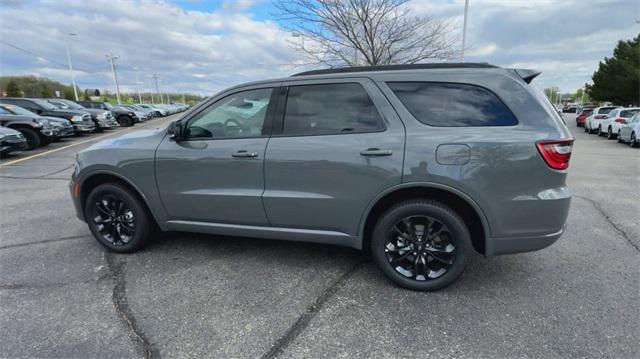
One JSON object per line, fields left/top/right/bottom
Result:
{"left": 387, "top": 82, "right": 518, "bottom": 127}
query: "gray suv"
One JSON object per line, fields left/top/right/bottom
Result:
{"left": 70, "top": 64, "right": 573, "bottom": 291}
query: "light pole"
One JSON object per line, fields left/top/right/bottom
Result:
{"left": 133, "top": 66, "right": 142, "bottom": 104}
{"left": 65, "top": 32, "right": 79, "bottom": 101}
{"left": 152, "top": 73, "right": 162, "bottom": 104}
{"left": 461, "top": 0, "right": 469, "bottom": 61}
{"left": 106, "top": 53, "right": 121, "bottom": 104}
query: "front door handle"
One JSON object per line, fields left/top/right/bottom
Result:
{"left": 232, "top": 150, "right": 259, "bottom": 158}
{"left": 360, "top": 148, "right": 392, "bottom": 157}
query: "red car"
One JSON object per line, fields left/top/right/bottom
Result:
{"left": 576, "top": 108, "right": 594, "bottom": 127}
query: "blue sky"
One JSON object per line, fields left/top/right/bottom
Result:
{"left": 0, "top": 0, "right": 637, "bottom": 96}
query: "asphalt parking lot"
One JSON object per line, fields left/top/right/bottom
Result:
{"left": 0, "top": 113, "right": 638, "bottom": 358}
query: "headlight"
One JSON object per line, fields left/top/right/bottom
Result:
{"left": 129, "top": 112, "right": 135, "bottom": 117}
{"left": 97, "top": 112, "right": 108, "bottom": 120}
{"left": 0, "top": 133, "right": 5, "bottom": 141}
{"left": 71, "top": 115, "right": 84, "bottom": 123}
{"left": 33, "top": 119, "right": 45, "bottom": 127}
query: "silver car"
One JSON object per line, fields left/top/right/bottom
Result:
{"left": 618, "top": 112, "right": 640, "bottom": 147}
{"left": 70, "top": 64, "right": 573, "bottom": 291}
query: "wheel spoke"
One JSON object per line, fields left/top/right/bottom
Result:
{"left": 428, "top": 251, "right": 453, "bottom": 265}
{"left": 390, "top": 250, "right": 412, "bottom": 264}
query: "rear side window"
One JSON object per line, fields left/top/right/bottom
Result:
{"left": 620, "top": 109, "right": 639, "bottom": 118}
{"left": 283, "top": 83, "right": 384, "bottom": 136}
{"left": 387, "top": 82, "right": 518, "bottom": 127}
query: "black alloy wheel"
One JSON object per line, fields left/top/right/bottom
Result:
{"left": 85, "top": 183, "right": 151, "bottom": 252}
{"left": 372, "top": 200, "right": 469, "bottom": 291}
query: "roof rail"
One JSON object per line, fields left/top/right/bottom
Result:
{"left": 291, "top": 63, "right": 499, "bottom": 77}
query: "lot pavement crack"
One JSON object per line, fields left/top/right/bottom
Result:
{"left": 105, "top": 252, "right": 158, "bottom": 359}
{"left": 575, "top": 194, "right": 639, "bottom": 253}
{"left": 0, "top": 235, "right": 88, "bottom": 250}
{"left": 261, "top": 260, "right": 364, "bottom": 359}
{"left": 39, "top": 164, "right": 74, "bottom": 178}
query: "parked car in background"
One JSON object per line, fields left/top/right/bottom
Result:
{"left": 562, "top": 105, "right": 578, "bottom": 113}
{"left": 114, "top": 105, "right": 149, "bottom": 122}
{"left": 0, "top": 98, "right": 95, "bottom": 135}
{"left": 70, "top": 63, "right": 574, "bottom": 291}
{"left": 0, "top": 107, "right": 55, "bottom": 149}
{"left": 601, "top": 107, "right": 640, "bottom": 139}
{"left": 618, "top": 112, "right": 640, "bottom": 147}
{"left": 575, "top": 107, "right": 594, "bottom": 127}
{"left": 0, "top": 104, "right": 75, "bottom": 140}
{"left": 0, "top": 126, "right": 28, "bottom": 157}
{"left": 78, "top": 101, "right": 136, "bottom": 127}
{"left": 136, "top": 104, "right": 167, "bottom": 117}
{"left": 45, "top": 99, "right": 118, "bottom": 132}
{"left": 584, "top": 106, "right": 619, "bottom": 133}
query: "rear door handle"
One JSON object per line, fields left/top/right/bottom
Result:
{"left": 232, "top": 150, "right": 259, "bottom": 158}
{"left": 360, "top": 148, "right": 392, "bottom": 157}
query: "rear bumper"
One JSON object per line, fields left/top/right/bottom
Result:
{"left": 1, "top": 140, "right": 28, "bottom": 154}
{"left": 485, "top": 225, "right": 566, "bottom": 256}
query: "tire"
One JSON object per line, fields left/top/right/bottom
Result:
{"left": 632, "top": 132, "right": 638, "bottom": 148}
{"left": 39, "top": 135, "right": 52, "bottom": 146}
{"left": 17, "top": 127, "right": 41, "bottom": 150}
{"left": 617, "top": 130, "right": 623, "bottom": 143}
{"left": 84, "top": 183, "right": 152, "bottom": 253}
{"left": 607, "top": 127, "right": 614, "bottom": 140}
{"left": 597, "top": 125, "right": 603, "bottom": 136}
{"left": 371, "top": 200, "right": 469, "bottom": 291}
{"left": 117, "top": 115, "right": 134, "bottom": 127}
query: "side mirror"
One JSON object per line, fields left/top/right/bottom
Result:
{"left": 167, "top": 119, "right": 183, "bottom": 141}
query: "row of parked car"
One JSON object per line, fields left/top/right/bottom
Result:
{"left": 0, "top": 98, "right": 188, "bottom": 157}
{"left": 575, "top": 105, "right": 640, "bottom": 147}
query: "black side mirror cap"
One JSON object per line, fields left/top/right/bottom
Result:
{"left": 167, "top": 119, "right": 183, "bottom": 141}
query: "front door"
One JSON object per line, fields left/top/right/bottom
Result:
{"left": 155, "top": 86, "right": 277, "bottom": 225}
{"left": 263, "top": 79, "right": 405, "bottom": 237}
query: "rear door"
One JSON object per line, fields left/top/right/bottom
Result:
{"left": 263, "top": 78, "right": 405, "bottom": 236}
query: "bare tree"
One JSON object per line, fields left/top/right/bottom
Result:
{"left": 275, "top": 0, "right": 458, "bottom": 67}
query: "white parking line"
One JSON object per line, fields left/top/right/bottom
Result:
{"left": 0, "top": 132, "right": 121, "bottom": 167}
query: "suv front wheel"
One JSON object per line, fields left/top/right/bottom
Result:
{"left": 371, "top": 200, "right": 469, "bottom": 291}
{"left": 85, "top": 183, "right": 152, "bottom": 253}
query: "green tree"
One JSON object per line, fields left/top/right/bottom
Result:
{"left": 5, "top": 80, "right": 21, "bottom": 97}
{"left": 586, "top": 35, "right": 640, "bottom": 105}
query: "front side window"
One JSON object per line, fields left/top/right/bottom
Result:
{"left": 387, "top": 82, "right": 518, "bottom": 127}
{"left": 282, "top": 83, "right": 384, "bottom": 136}
{"left": 185, "top": 88, "right": 273, "bottom": 139}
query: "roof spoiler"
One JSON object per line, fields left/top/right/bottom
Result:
{"left": 514, "top": 69, "right": 541, "bottom": 84}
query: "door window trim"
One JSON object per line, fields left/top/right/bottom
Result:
{"left": 270, "top": 81, "right": 388, "bottom": 138}
{"left": 180, "top": 86, "right": 279, "bottom": 142}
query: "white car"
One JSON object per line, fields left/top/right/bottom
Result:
{"left": 601, "top": 107, "right": 640, "bottom": 139}
{"left": 618, "top": 112, "right": 640, "bottom": 147}
{"left": 585, "top": 106, "right": 619, "bottom": 134}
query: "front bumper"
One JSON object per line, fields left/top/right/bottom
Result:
{"left": 97, "top": 119, "right": 119, "bottom": 128}
{"left": 73, "top": 122, "right": 96, "bottom": 133}
{"left": 53, "top": 126, "right": 75, "bottom": 138}
{"left": 1, "top": 139, "right": 29, "bottom": 154}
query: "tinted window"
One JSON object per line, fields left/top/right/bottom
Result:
{"left": 620, "top": 109, "right": 639, "bottom": 118}
{"left": 0, "top": 107, "right": 10, "bottom": 115}
{"left": 283, "top": 83, "right": 383, "bottom": 136}
{"left": 598, "top": 107, "right": 617, "bottom": 114}
{"left": 186, "top": 88, "right": 273, "bottom": 139}
{"left": 387, "top": 82, "right": 518, "bottom": 126}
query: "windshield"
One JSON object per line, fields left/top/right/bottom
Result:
{"left": 599, "top": 107, "right": 617, "bottom": 114}
{"left": 32, "top": 99, "right": 59, "bottom": 110}
{"left": 1, "top": 104, "right": 38, "bottom": 116}
{"left": 102, "top": 103, "right": 114, "bottom": 110}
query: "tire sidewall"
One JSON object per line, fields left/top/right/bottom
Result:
{"left": 371, "top": 201, "right": 469, "bottom": 291}
{"left": 18, "top": 127, "right": 41, "bottom": 149}
{"left": 84, "top": 183, "right": 150, "bottom": 253}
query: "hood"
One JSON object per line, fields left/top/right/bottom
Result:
{"left": 42, "top": 108, "right": 91, "bottom": 118}
{"left": 0, "top": 126, "right": 22, "bottom": 135}
{"left": 86, "top": 128, "right": 165, "bottom": 151}
{"left": 0, "top": 114, "right": 39, "bottom": 123}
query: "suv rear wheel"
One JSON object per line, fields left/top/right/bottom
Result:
{"left": 85, "top": 183, "right": 151, "bottom": 253}
{"left": 371, "top": 200, "right": 469, "bottom": 291}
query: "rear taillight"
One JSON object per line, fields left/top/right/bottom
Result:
{"left": 536, "top": 139, "right": 574, "bottom": 170}
{"left": 614, "top": 118, "right": 625, "bottom": 123}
